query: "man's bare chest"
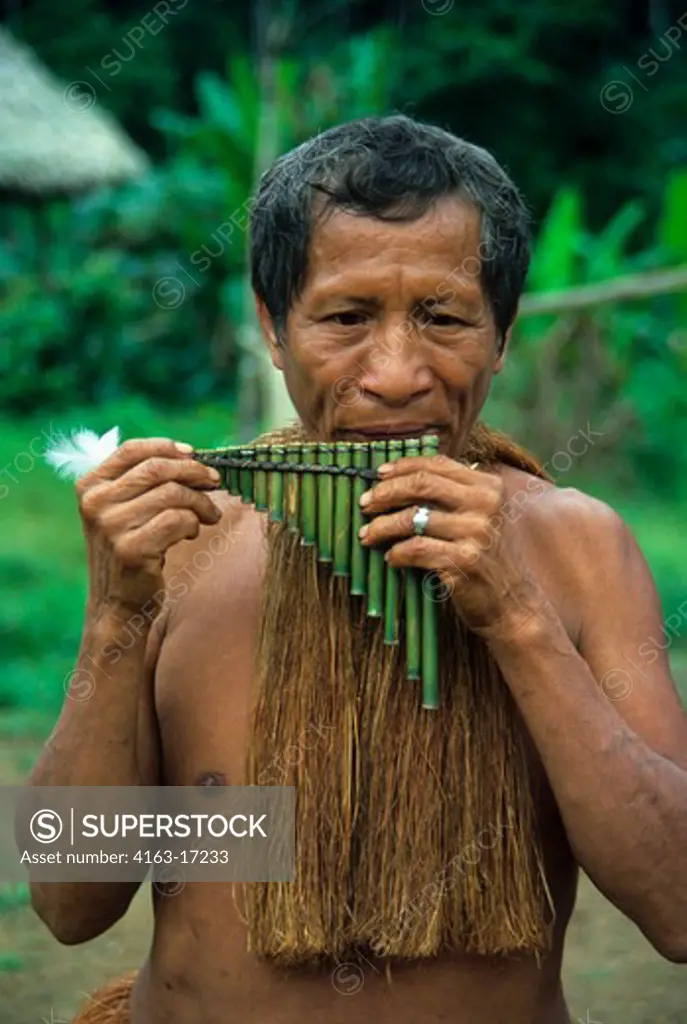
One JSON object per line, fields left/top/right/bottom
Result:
{"left": 152, "top": 484, "right": 578, "bottom": 798}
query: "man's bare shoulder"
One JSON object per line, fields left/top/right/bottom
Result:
{"left": 497, "top": 463, "right": 632, "bottom": 641}
{"left": 159, "top": 492, "right": 266, "bottom": 614}
{"left": 498, "top": 463, "right": 624, "bottom": 542}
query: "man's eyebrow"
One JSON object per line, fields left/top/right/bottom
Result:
{"left": 310, "top": 291, "right": 474, "bottom": 308}
{"left": 311, "top": 293, "right": 380, "bottom": 307}
{"left": 421, "top": 295, "right": 457, "bottom": 306}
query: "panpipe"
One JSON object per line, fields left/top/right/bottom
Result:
{"left": 193, "top": 435, "right": 442, "bottom": 709}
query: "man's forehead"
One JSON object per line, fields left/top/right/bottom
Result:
{"left": 303, "top": 198, "right": 484, "bottom": 299}
{"left": 309, "top": 196, "right": 481, "bottom": 256}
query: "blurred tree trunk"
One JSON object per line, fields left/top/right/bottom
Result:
{"left": 236, "top": 0, "right": 296, "bottom": 442}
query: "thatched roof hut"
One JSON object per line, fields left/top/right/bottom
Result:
{"left": 0, "top": 26, "right": 149, "bottom": 198}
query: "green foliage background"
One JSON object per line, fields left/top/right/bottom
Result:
{"left": 3, "top": 4, "right": 686, "bottom": 452}
{"left": 1, "top": 9, "right": 687, "bottom": 1015}
{"left": 1, "top": 0, "right": 686, "bottom": 728}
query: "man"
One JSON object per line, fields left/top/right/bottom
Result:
{"left": 27, "top": 115, "right": 687, "bottom": 1024}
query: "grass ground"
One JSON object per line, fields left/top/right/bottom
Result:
{"left": 0, "top": 404, "right": 685, "bottom": 1021}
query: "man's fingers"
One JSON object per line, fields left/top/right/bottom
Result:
{"left": 96, "top": 482, "right": 222, "bottom": 533}
{"left": 383, "top": 535, "right": 463, "bottom": 572}
{"left": 377, "top": 455, "right": 479, "bottom": 481}
{"left": 76, "top": 438, "right": 196, "bottom": 492}
{"left": 362, "top": 509, "right": 487, "bottom": 546}
{"left": 113, "top": 509, "right": 202, "bottom": 567}
{"left": 73, "top": 438, "right": 224, "bottom": 612}
{"left": 81, "top": 456, "right": 219, "bottom": 511}
{"left": 363, "top": 470, "right": 502, "bottom": 516}
{"left": 362, "top": 473, "right": 468, "bottom": 514}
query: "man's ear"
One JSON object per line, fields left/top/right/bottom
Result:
{"left": 255, "top": 295, "right": 284, "bottom": 370}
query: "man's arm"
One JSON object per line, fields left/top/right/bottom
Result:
{"left": 22, "top": 436, "right": 222, "bottom": 944}
{"left": 26, "top": 602, "right": 166, "bottom": 943}
{"left": 485, "top": 490, "right": 687, "bottom": 962}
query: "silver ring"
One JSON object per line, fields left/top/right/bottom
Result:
{"left": 412, "top": 506, "right": 431, "bottom": 536}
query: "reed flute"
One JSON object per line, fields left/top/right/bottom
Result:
{"left": 193, "top": 435, "right": 441, "bottom": 708}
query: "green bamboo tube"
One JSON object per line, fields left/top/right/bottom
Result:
{"left": 332, "top": 442, "right": 352, "bottom": 576}
{"left": 214, "top": 453, "right": 230, "bottom": 493}
{"left": 268, "top": 445, "right": 285, "bottom": 522}
{"left": 317, "top": 443, "right": 334, "bottom": 562}
{"left": 285, "top": 444, "right": 300, "bottom": 531}
{"left": 421, "top": 434, "right": 440, "bottom": 709}
{"left": 228, "top": 453, "right": 240, "bottom": 496}
{"left": 254, "top": 445, "right": 269, "bottom": 511}
{"left": 239, "top": 447, "right": 254, "bottom": 505}
{"left": 366, "top": 441, "right": 387, "bottom": 618}
{"left": 350, "top": 444, "right": 369, "bottom": 596}
{"left": 301, "top": 444, "right": 317, "bottom": 546}
{"left": 383, "top": 440, "right": 404, "bottom": 644}
{"left": 404, "top": 438, "right": 422, "bottom": 681}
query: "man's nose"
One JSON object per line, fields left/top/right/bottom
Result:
{"left": 360, "top": 324, "right": 434, "bottom": 405}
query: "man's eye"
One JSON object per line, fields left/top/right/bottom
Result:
{"left": 325, "top": 312, "right": 367, "bottom": 326}
{"left": 429, "top": 314, "right": 464, "bottom": 326}
{"left": 413, "top": 307, "right": 467, "bottom": 327}
{"left": 425, "top": 311, "right": 468, "bottom": 327}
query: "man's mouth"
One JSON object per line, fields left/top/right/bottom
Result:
{"left": 336, "top": 424, "right": 446, "bottom": 442}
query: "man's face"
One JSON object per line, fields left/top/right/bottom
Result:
{"left": 257, "top": 196, "right": 509, "bottom": 456}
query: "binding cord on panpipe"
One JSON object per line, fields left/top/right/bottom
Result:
{"left": 193, "top": 435, "right": 443, "bottom": 708}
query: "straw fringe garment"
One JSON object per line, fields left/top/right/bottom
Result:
{"left": 71, "top": 418, "right": 556, "bottom": 1023}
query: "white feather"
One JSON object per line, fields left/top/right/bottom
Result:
{"left": 44, "top": 426, "right": 121, "bottom": 481}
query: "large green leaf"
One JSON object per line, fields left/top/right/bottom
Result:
{"left": 229, "top": 55, "right": 260, "bottom": 124}
{"left": 517, "top": 186, "right": 585, "bottom": 351}
{"left": 657, "top": 169, "right": 687, "bottom": 325}
{"left": 196, "top": 71, "right": 257, "bottom": 158}
{"left": 584, "top": 199, "right": 646, "bottom": 282}
{"left": 528, "top": 186, "right": 584, "bottom": 293}
{"left": 345, "top": 27, "right": 395, "bottom": 115}
{"left": 657, "top": 169, "right": 687, "bottom": 261}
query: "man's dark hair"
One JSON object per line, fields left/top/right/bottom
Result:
{"left": 250, "top": 114, "right": 531, "bottom": 348}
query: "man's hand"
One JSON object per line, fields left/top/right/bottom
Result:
{"left": 76, "top": 438, "right": 223, "bottom": 619}
{"left": 357, "top": 454, "right": 549, "bottom": 641}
